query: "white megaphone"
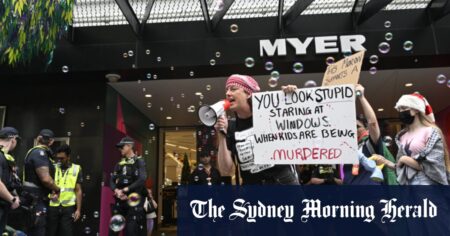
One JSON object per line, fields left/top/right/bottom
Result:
{"left": 198, "top": 100, "right": 231, "bottom": 127}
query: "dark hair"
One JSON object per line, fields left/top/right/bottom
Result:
{"left": 56, "top": 144, "right": 71, "bottom": 156}
{"left": 37, "top": 136, "right": 52, "bottom": 146}
{"left": 356, "top": 116, "right": 368, "bottom": 128}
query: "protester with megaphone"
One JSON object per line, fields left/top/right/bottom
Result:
{"left": 214, "top": 74, "right": 299, "bottom": 185}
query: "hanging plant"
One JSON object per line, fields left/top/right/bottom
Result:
{"left": 0, "top": 0, "right": 75, "bottom": 66}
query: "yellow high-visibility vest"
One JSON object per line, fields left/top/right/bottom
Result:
{"left": 49, "top": 163, "right": 80, "bottom": 207}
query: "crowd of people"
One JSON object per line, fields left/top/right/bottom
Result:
{"left": 0, "top": 129, "right": 83, "bottom": 236}
{"left": 0, "top": 74, "right": 448, "bottom": 236}
{"left": 212, "top": 74, "right": 449, "bottom": 186}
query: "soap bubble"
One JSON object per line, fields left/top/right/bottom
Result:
{"left": 93, "top": 211, "right": 99, "bottom": 218}
{"left": 216, "top": 0, "right": 225, "bottom": 11}
{"left": 170, "top": 97, "right": 174, "bottom": 102}
{"left": 80, "top": 122, "right": 85, "bottom": 128}
{"left": 59, "top": 107, "right": 65, "bottom": 114}
{"left": 378, "top": 42, "right": 390, "bottom": 54}
{"left": 187, "top": 106, "right": 196, "bottom": 113}
{"left": 215, "top": 51, "right": 221, "bottom": 58}
{"left": 153, "top": 74, "right": 158, "bottom": 79}
{"left": 384, "top": 21, "right": 391, "bottom": 28}
{"left": 209, "top": 59, "right": 216, "bottom": 66}
{"left": 109, "top": 215, "right": 126, "bottom": 232}
{"left": 230, "top": 24, "right": 238, "bottom": 33}
{"left": 343, "top": 51, "right": 352, "bottom": 57}
{"left": 206, "top": 85, "right": 211, "bottom": 91}
{"left": 189, "top": 71, "right": 194, "bottom": 77}
{"left": 245, "top": 57, "right": 255, "bottom": 68}
{"left": 122, "top": 53, "right": 128, "bottom": 58}
{"left": 84, "top": 227, "right": 91, "bottom": 234}
{"left": 147, "top": 102, "right": 152, "bottom": 108}
{"left": 385, "top": 32, "right": 393, "bottom": 41}
{"left": 403, "top": 41, "right": 413, "bottom": 51}
{"left": 326, "top": 56, "right": 335, "bottom": 65}
{"left": 128, "top": 50, "right": 134, "bottom": 57}
{"left": 176, "top": 104, "right": 180, "bottom": 109}
{"left": 292, "top": 62, "right": 304, "bottom": 73}
{"left": 194, "top": 176, "right": 199, "bottom": 182}
{"left": 436, "top": 74, "right": 447, "bottom": 84}
{"left": 304, "top": 80, "right": 317, "bottom": 88}
{"left": 157, "top": 57, "right": 162, "bottom": 62}
{"left": 146, "top": 73, "right": 151, "bottom": 79}
{"left": 383, "top": 136, "right": 393, "bottom": 147}
{"left": 270, "top": 71, "right": 280, "bottom": 80}
{"left": 264, "top": 61, "right": 274, "bottom": 71}
{"left": 268, "top": 77, "right": 278, "bottom": 88}
{"left": 369, "top": 67, "right": 377, "bottom": 75}
{"left": 369, "top": 55, "right": 379, "bottom": 64}
{"left": 145, "top": 49, "right": 150, "bottom": 55}
{"left": 67, "top": 131, "right": 72, "bottom": 137}
{"left": 149, "top": 123, "right": 155, "bottom": 130}
{"left": 62, "top": 66, "right": 69, "bottom": 73}
{"left": 127, "top": 193, "right": 141, "bottom": 207}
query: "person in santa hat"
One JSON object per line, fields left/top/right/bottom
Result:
{"left": 374, "top": 92, "right": 450, "bottom": 185}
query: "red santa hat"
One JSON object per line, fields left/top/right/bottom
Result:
{"left": 395, "top": 92, "right": 435, "bottom": 122}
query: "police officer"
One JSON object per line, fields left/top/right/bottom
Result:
{"left": 47, "top": 144, "right": 83, "bottom": 236}
{"left": 0, "top": 127, "right": 21, "bottom": 233}
{"left": 23, "top": 129, "right": 60, "bottom": 236}
{"left": 110, "top": 136, "right": 147, "bottom": 236}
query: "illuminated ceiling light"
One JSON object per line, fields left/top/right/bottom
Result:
{"left": 178, "top": 146, "right": 189, "bottom": 150}
{"left": 166, "top": 143, "right": 176, "bottom": 147}
{"left": 377, "top": 108, "right": 384, "bottom": 112}
{"left": 166, "top": 116, "right": 172, "bottom": 120}
{"left": 405, "top": 83, "right": 413, "bottom": 87}
{"left": 195, "top": 92, "right": 203, "bottom": 96}
{"left": 145, "top": 94, "right": 152, "bottom": 98}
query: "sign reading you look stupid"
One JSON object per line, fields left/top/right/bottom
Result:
{"left": 252, "top": 85, "right": 358, "bottom": 164}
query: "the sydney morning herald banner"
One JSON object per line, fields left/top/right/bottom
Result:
{"left": 177, "top": 186, "right": 450, "bottom": 236}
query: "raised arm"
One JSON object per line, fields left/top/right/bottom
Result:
{"left": 356, "top": 84, "right": 380, "bottom": 143}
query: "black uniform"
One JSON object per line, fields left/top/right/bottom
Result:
{"left": 189, "top": 165, "right": 221, "bottom": 185}
{"left": 110, "top": 156, "right": 147, "bottom": 236}
{"left": 0, "top": 148, "right": 18, "bottom": 233}
{"left": 226, "top": 117, "right": 299, "bottom": 185}
{"left": 23, "top": 146, "right": 55, "bottom": 236}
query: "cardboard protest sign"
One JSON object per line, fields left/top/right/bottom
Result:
{"left": 322, "top": 50, "right": 365, "bottom": 86}
{"left": 251, "top": 84, "right": 358, "bottom": 165}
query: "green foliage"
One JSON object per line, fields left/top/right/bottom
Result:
{"left": 0, "top": 0, "right": 75, "bottom": 66}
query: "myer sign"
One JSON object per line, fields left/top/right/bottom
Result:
{"left": 259, "top": 35, "right": 366, "bottom": 57}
